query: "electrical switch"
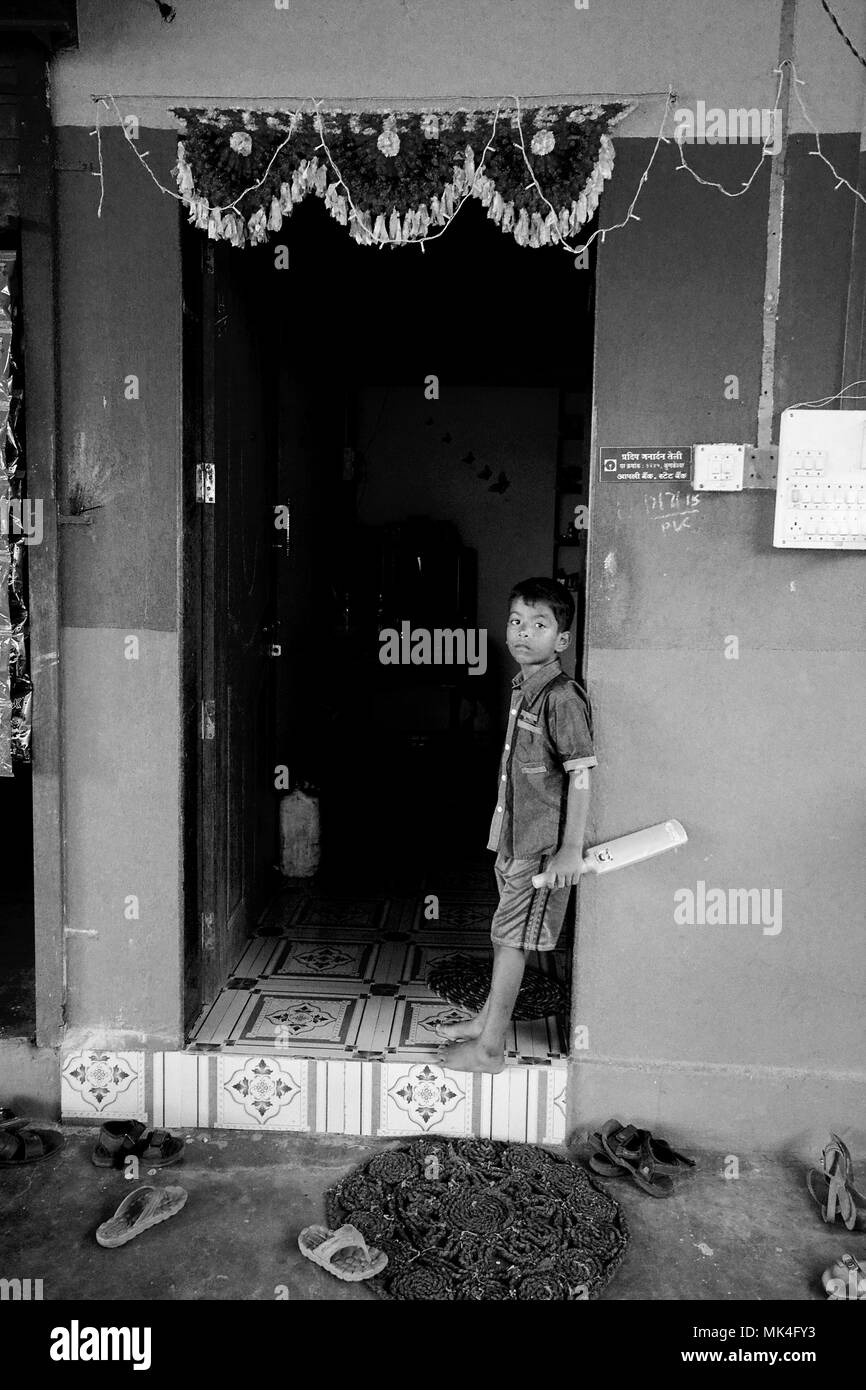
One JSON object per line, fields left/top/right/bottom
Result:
{"left": 692, "top": 444, "right": 746, "bottom": 491}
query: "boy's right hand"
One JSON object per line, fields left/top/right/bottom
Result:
{"left": 532, "top": 852, "right": 588, "bottom": 890}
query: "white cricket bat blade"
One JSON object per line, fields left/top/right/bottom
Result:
{"left": 532, "top": 820, "right": 687, "bottom": 887}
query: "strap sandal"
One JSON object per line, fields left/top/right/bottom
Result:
{"left": 0, "top": 1122, "right": 65, "bottom": 1167}
{"left": 586, "top": 1131, "right": 626, "bottom": 1179}
{"left": 298, "top": 1223, "right": 388, "bottom": 1282}
{"left": 95, "top": 1185, "right": 188, "bottom": 1248}
{"left": 600, "top": 1118, "right": 695, "bottom": 1174}
{"left": 806, "top": 1134, "right": 866, "bottom": 1231}
{"left": 137, "top": 1128, "right": 185, "bottom": 1169}
{"left": 91, "top": 1120, "right": 147, "bottom": 1169}
{"left": 599, "top": 1118, "right": 694, "bottom": 1198}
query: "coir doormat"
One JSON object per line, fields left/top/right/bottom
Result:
{"left": 427, "top": 953, "right": 568, "bottom": 1020}
{"left": 326, "top": 1137, "right": 629, "bottom": 1300}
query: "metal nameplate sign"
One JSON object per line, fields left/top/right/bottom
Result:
{"left": 599, "top": 446, "right": 693, "bottom": 482}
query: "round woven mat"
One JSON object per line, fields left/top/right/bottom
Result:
{"left": 426, "top": 953, "right": 568, "bottom": 1020}
{"left": 326, "top": 1137, "right": 629, "bottom": 1300}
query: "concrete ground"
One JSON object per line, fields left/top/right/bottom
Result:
{"left": 1, "top": 1126, "right": 861, "bottom": 1301}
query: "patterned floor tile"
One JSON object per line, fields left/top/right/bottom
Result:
{"left": 188, "top": 989, "right": 258, "bottom": 1046}
{"left": 237, "top": 992, "right": 367, "bottom": 1050}
{"left": 291, "top": 897, "right": 389, "bottom": 930}
{"left": 231, "top": 937, "right": 283, "bottom": 978}
{"left": 412, "top": 898, "right": 495, "bottom": 934}
{"left": 265, "top": 937, "right": 380, "bottom": 982}
{"left": 396, "top": 941, "right": 493, "bottom": 988}
{"left": 388, "top": 997, "right": 471, "bottom": 1053}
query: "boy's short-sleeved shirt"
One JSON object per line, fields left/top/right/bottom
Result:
{"left": 487, "top": 657, "right": 596, "bottom": 859}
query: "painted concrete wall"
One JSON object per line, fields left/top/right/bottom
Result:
{"left": 56, "top": 125, "right": 183, "bottom": 1046}
{"left": 582, "top": 134, "right": 866, "bottom": 1149}
{"left": 44, "top": 0, "right": 866, "bottom": 1143}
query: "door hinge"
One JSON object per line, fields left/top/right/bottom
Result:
{"left": 201, "top": 910, "right": 215, "bottom": 952}
{"left": 200, "top": 698, "right": 216, "bottom": 741}
{"left": 196, "top": 462, "right": 215, "bottom": 503}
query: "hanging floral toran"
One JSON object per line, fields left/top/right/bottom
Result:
{"left": 171, "top": 102, "right": 632, "bottom": 250}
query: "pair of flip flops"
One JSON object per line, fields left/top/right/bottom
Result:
{"left": 807, "top": 1134, "right": 866, "bottom": 1231}
{"left": 298, "top": 1224, "right": 388, "bottom": 1282}
{"left": 0, "top": 1108, "right": 65, "bottom": 1166}
{"left": 92, "top": 1120, "right": 184, "bottom": 1170}
{"left": 587, "top": 1118, "right": 696, "bottom": 1197}
{"left": 95, "top": 1185, "right": 188, "bottom": 1248}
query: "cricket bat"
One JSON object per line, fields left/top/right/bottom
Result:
{"left": 532, "top": 819, "right": 687, "bottom": 888}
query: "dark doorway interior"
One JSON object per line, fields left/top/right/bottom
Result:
{"left": 184, "top": 194, "right": 595, "bottom": 1060}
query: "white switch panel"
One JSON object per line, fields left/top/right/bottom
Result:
{"left": 774, "top": 409, "right": 866, "bottom": 549}
{"left": 692, "top": 444, "right": 745, "bottom": 491}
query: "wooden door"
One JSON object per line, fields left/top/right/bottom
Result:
{"left": 194, "top": 239, "right": 279, "bottom": 1011}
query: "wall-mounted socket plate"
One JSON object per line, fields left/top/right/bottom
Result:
{"left": 692, "top": 444, "right": 746, "bottom": 491}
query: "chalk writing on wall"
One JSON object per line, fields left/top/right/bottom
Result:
{"left": 643, "top": 488, "right": 702, "bottom": 535}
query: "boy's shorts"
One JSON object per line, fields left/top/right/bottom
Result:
{"left": 490, "top": 854, "right": 572, "bottom": 953}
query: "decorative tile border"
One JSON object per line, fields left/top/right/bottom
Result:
{"left": 61, "top": 1050, "right": 146, "bottom": 1119}
{"left": 544, "top": 1065, "right": 568, "bottom": 1145}
{"left": 216, "top": 1055, "right": 309, "bottom": 1131}
{"left": 379, "top": 1062, "right": 471, "bottom": 1137}
{"left": 61, "top": 1049, "right": 568, "bottom": 1142}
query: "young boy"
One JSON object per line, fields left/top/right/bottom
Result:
{"left": 437, "top": 577, "right": 596, "bottom": 1074}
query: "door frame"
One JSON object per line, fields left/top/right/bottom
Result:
{"left": 181, "top": 229, "right": 281, "bottom": 1033}
{"left": 181, "top": 227, "right": 230, "bottom": 1027}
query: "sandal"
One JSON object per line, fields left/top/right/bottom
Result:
{"left": 92, "top": 1120, "right": 148, "bottom": 1168}
{"left": 298, "top": 1224, "right": 388, "bottom": 1282}
{"left": 92, "top": 1122, "right": 184, "bottom": 1170}
{"left": 137, "top": 1128, "right": 185, "bottom": 1169}
{"left": 807, "top": 1134, "right": 866, "bottom": 1231}
{"left": 0, "top": 1122, "right": 64, "bottom": 1167}
{"left": 95, "top": 1185, "right": 188, "bottom": 1248}
{"left": 598, "top": 1118, "right": 695, "bottom": 1198}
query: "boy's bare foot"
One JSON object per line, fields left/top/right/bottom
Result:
{"left": 437, "top": 1039, "right": 506, "bottom": 1074}
{"left": 435, "top": 1015, "right": 483, "bottom": 1042}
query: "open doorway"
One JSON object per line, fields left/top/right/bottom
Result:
{"left": 183, "top": 194, "right": 595, "bottom": 1066}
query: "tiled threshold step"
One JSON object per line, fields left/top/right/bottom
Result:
{"left": 60, "top": 1049, "right": 567, "bottom": 1143}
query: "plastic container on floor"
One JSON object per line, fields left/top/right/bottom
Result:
{"left": 279, "top": 786, "right": 321, "bottom": 878}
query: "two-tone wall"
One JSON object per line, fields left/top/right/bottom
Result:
{"left": 45, "top": 0, "right": 865, "bottom": 1146}
{"left": 580, "top": 133, "right": 866, "bottom": 1151}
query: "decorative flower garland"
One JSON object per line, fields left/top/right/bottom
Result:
{"left": 171, "top": 102, "right": 631, "bottom": 249}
